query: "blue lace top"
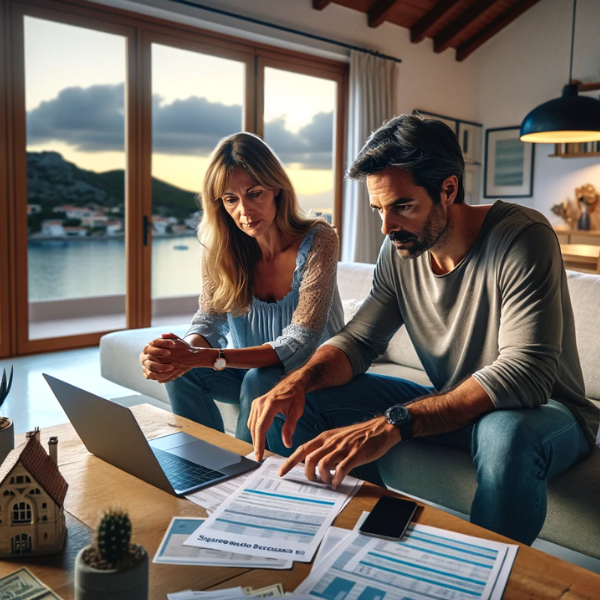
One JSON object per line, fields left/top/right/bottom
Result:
{"left": 186, "top": 224, "right": 344, "bottom": 372}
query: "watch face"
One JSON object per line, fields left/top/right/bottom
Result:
{"left": 214, "top": 357, "right": 227, "bottom": 371}
{"left": 388, "top": 404, "right": 410, "bottom": 424}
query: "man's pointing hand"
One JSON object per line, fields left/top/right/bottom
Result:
{"left": 248, "top": 380, "right": 306, "bottom": 462}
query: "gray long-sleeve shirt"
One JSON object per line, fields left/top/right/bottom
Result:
{"left": 326, "top": 200, "right": 600, "bottom": 446}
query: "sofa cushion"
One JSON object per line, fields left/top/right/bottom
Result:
{"left": 337, "top": 262, "right": 375, "bottom": 301}
{"left": 567, "top": 271, "right": 600, "bottom": 401}
{"left": 378, "top": 328, "right": 424, "bottom": 372}
{"left": 338, "top": 263, "right": 424, "bottom": 371}
{"left": 367, "top": 362, "right": 432, "bottom": 387}
{"left": 341, "top": 299, "right": 363, "bottom": 324}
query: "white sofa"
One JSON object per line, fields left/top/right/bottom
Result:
{"left": 100, "top": 262, "right": 600, "bottom": 559}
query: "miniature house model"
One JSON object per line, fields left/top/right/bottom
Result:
{"left": 0, "top": 428, "right": 68, "bottom": 556}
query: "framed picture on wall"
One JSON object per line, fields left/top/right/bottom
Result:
{"left": 484, "top": 127, "right": 535, "bottom": 198}
{"left": 458, "top": 121, "right": 482, "bottom": 164}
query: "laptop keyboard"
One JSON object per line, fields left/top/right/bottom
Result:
{"left": 152, "top": 447, "right": 225, "bottom": 491}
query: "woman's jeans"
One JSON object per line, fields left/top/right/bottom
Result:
{"left": 266, "top": 373, "right": 592, "bottom": 546}
{"left": 165, "top": 365, "right": 284, "bottom": 443}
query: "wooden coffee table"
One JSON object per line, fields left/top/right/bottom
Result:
{"left": 0, "top": 404, "right": 598, "bottom": 599}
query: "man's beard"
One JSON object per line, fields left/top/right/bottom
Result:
{"left": 389, "top": 204, "right": 450, "bottom": 259}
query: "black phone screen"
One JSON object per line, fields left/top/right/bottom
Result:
{"left": 359, "top": 496, "right": 418, "bottom": 540}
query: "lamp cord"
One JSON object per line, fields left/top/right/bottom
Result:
{"left": 569, "top": 0, "right": 577, "bottom": 84}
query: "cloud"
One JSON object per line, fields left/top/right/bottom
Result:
{"left": 265, "top": 111, "right": 333, "bottom": 169}
{"left": 27, "top": 83, "right": 333, "bottom": 169}
{"left": 27, "top": 84, "right": 126, "bottom": 151}
{"left": 151, "top": 94, "right": 241, "bottom": 153}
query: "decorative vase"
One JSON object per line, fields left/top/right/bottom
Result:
{"left": 0, "top": 419, "right": 14, "bottom": 466}
{"left": 74, "top": 545, "right": 148, "bottom": 600}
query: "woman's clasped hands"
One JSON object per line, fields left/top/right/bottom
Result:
{"left": 139, "top": 333, "right": 217, "bottom": 383}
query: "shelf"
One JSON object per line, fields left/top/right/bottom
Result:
{"left": 554, "top": 229, "right": 600, "bottom": 236}
{"left": 549, "top": 152, "right": 600, "bottom": 158}
{"left": 550, "top": 142, "right": 600, "bottom": 158}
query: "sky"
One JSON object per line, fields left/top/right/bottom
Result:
{"left": 24, "top": 17, "right": 336, "bottom": 212}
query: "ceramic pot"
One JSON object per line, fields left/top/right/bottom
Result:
{"left": 75, "top": 546, "right": 148, "bottom": 600}
{"left": 0, "top": 419, "right": 14, "bottom": 466}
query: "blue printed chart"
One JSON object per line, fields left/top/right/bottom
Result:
{"left": 296, "top": 524, "right": 517, "bottom": 600}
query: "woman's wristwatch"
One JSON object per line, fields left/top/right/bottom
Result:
{"left": 213, "top": 349, "right": 227, "bottom": 371}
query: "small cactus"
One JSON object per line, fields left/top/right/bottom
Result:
{"left": 96, "top": 509, "right": 132, "bottom": 565}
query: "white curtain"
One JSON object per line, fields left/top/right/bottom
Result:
{"left": 341, "top": 50, "right": 397, "bottom": 264}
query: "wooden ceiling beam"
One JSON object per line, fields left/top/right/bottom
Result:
{"left": 456, "top": 0, "right": 542, "bottom": 61}
{"left": 411, "top": 0, "right": 461, "bottom": 44}
{"left": 368, "top": 0, "right": 401, "bottom": 28}
{"left": 434, "top": 0, "right": 502, "bottom": 53}
{"left": 312, "top": 0, "right": 333, "bottom": 9}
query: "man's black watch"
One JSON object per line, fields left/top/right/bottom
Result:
{"left": 384, "top": 404, "right": 413, "bottom": 441}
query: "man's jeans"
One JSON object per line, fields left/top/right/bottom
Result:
{"left": 266, "top": 373, "right": 592, "bottom": 546}
{"left": 165, "top": 365, "right": 285, "bottom": 443}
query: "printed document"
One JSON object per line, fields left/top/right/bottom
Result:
{"left": 296, "top": 523, "right": 517, "bottom": 600}
{"left": 187, "top": 455, "right": 362, "bottom": 515}
{"left": 154, "top": 517, "right": 292, "bottom": 569}
{"left": 187, "top": 470, "right": 256, "bottom": 514}
{"left": 168, "top": 587, "right": 245, "bottom": 599}
{"left": 184, "top": 456, "right": 358, "bottom": 563}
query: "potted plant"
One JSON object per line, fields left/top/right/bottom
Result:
{"left": 0, "top": 366, "right": 14, "bottom": 465}
{"left": 75, "top": 508, "right": 148, "bottom": 600}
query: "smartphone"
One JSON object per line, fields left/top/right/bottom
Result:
{"left": 358, "top": 495, "right": 418, "bottom": 541}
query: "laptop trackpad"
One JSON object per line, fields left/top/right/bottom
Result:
{"left": 167, "top": 439, "right": 244, "bottom": 471}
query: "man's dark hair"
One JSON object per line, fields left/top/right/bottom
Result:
{"left": 348, "top": 114, "right": 465, "bottom": 204}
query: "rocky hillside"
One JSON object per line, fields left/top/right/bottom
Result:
{"left": 26, "top": 151, "right": 199, "bottom": 219}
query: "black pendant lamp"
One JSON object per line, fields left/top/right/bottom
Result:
{"left": 520, "top": 0, "right": 600, "bottom": 143}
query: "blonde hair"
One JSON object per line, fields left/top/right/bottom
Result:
{"left": 199, "top": 132, "right": 326, "bottom": 316}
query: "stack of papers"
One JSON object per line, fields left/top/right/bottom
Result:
{"left": 295, "top": 514, "right": 518, "bottom": 600}
{"left": 167, "top": 583, "right": 285, "bottom": 599}
{"left": 155, "top": 518, "right": 292, "bottom": 569}
{"left": 186, "top": 456, "right": 360, "bottom": 516}
{"left": 183, "top": 457, "right": 361, "bottom": 564}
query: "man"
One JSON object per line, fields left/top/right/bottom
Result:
{"left": 248, "top": 114, "right": 599, "bottom": 545}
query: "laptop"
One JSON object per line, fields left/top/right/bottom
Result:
{"left": 43, "top": 374, "right": 260, "bottom": 496}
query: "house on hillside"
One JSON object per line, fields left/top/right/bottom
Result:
{"left": 53, "top": 205, "right": 94, "bottom": 220}
{"left": 106, "top": 219, "right": 123, "bottom": 235}
{"left": 63, "top": 226, "right": 87, "bottom": 237}
{"left": 0, "top": 428, "right": 68, "bottom": 557}
{"left": 41, "top": 220, "right": 65, "bottom": 237}
{"left": 152, "top": 215, "right": 169, "bottom": 235}
{"left": 81, "top": 213, "right": 108, "bottom": 228}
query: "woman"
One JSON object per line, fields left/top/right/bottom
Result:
{"left": 140, "top": 132, "right": 344, "bottom": 443}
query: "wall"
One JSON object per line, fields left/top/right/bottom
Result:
{"left": 472, "top": 0, "right": 600, "bottom": 223}
{"left": 92, "top": 0, "right": 600, "bottom": 223}
{"left": 93, "top": 0, "right": 479, "bottom": 122}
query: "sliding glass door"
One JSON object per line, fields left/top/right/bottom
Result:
{"left": 12, "top": 5, "right": 138, "bottom": 353}
{"left": 257, "top": 55, "right": 346, "bottom": 236}
{"left": 2, "top": 0, "right": 347, "bottom": 356}
{"left": 263, "top": 66, "right": 337, "bottom": 223}
{"left": 147, "top": 37, "right": 251, "bottom": 327}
